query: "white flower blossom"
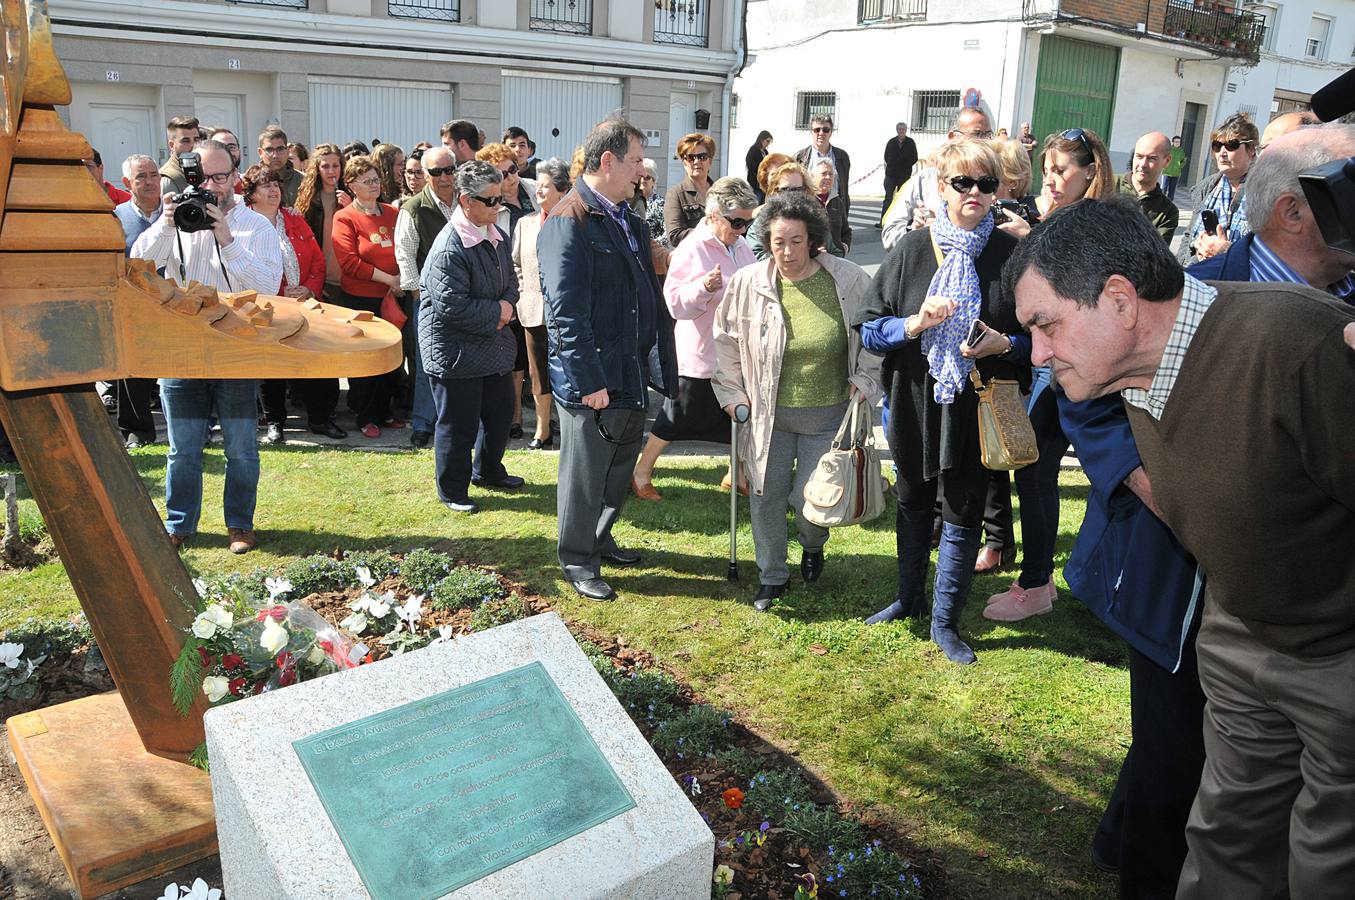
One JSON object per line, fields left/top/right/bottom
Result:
{"left": 350, "top": 592, "right": 391, "bottom": 619}
{"left": 429, "top": 624, "right": 454, "bottom": 645}
{"left": 191, "top": 604, "right": 233, "bottom": 640}
{"left": 184, "top": 878, "right": 223, "bottom": 900}
{"left": 306, "top": 643, "right": 327, "bottom": 666}
{"left": 158, "top": 883, "right": 180, "bottom": 900}
{"left": 265, "top": 577, "right": 293, "bottom": 600}
{"left": 394, "top": 594, "right": 424, "bottom": 632}
{"left": 191, "top": 578, "right": 208, "bottom": 598}
{"left": 339, "top": 612, "right": 368, "bottom": 634}
{"left": 201, "top": 676, "right": 229, "bottom": 703}
{"left": 355, "top": 565, "right": 375, "bottom": 588}
{"left": 0, "top": 642, "right": 23, "bottom": 670}
{"left": 190, "top": 614, "right": 217, "bottom": 640}
{"left": 260, "top": 617, "right": 289, "bottom": 655}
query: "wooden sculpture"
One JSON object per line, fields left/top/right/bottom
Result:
{"left": 1, "top": 1, "right": 403, "bottom": 895}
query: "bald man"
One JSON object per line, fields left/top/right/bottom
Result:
{"left": 1116, "top": 132, "right": 1179, "bottom": 242}
{"left": 1260, "top": 109, "right": 1320, "bottom": 152}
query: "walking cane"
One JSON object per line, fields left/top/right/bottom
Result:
{"left": 728, "top": 403, "right": 750, "bottom": 581}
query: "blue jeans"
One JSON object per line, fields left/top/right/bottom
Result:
{"left": 160, "top": 379, "right": 260, "bottom": 537}
{"left": 410, "top": 300, "right": 436, "bottom": 433}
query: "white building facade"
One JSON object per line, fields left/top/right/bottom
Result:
{"left": 50, "top": 0, "right": 746, "bottom": 194}
{"left": 1221, "top": 0, "right": 1355, "bottom": 123}
{"left": 730, "top": 0, "right": 1267, "bottom": 196}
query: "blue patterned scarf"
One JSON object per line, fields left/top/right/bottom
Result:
{"left": 920, "top": 203, "right": 994, "bottom": 403}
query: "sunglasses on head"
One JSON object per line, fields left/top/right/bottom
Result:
{"left": 424, "top": 165, "right": 455, "bottom": 177}
{"left": 470, "top": 193, "right": 503, "bottom": 207}
{"left": 1061, "top": 127, "right": 1093, "bottom": 152}
{"left": 811, "top": 126, "right": 833, "bottom": 134}
{"left": 410, "top": 148, "right": 425, "bottom": 160}
{"left": 683, "top": 152, "right": 711, "bottom": 163}
{"left": 721, "top": 214, "right": 753, "bottom": 231}
{"left": 948, "top": 175, "right": 1000, "bottom": 195}
{"left": 1211, "top": 139, "right": 1253, "bottom": 152}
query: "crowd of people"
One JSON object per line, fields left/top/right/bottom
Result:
{"left": 70, "top": 99, "right": 1354, "bottom": 899}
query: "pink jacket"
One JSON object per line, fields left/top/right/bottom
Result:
{"left": 662, "top": 218, "right": 756, "bottom": 378}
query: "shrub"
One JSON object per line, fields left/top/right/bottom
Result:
{"left": 429, "top": 566, "right": 505, "bottom": 611}
{"left": 401, "top": 548, "right": 453, "bottom": 594}
{"left": 469, "top": 593, "right": 530, "bottom": 631}
{"left": 607, "top": 668, "right": 683, "bottom": 728}
{"left": 17, "top": 502, "right": 46, "bottom": 545}
{"left": 744, "top": 768, "right": 816, "bottom": 823}
{"left": 344, "top": 548, "right": 398, "bottom": 583}
{"left": 281, "top": 555, "right": 349, "bottom": 596}
{"left": 827, "top": 842, "right": 923, "bottom": 898}
{"left": 1, "top": 615, "right": 94, "bottom": 658}
{"left": 715, "top": 746, "right": 767, "bottom": 780}
{"left": 783, "top": 803, "right": 866, "bottom": 854}
{"left": 651, "top": 703, "right": 734, "bottom": 760}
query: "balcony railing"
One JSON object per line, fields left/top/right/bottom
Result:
{"left": 531, "top": 0, "right": 592, "bottom": 34}
{"left": 388, "top": 0, "right": 460, "bottom": 22}
{"left": 858, "top": 0, "right": 927, "bottom": 24}
{"left": 654, "top": 0, "right": 708, "bottom": 47}
{"left": 230, "top": 0, "right": 307, "bottom": 8}
{"left": 1163, "top": 1, "right": 1264, "bottom": 58}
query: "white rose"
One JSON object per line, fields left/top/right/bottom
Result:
{"left": 201, "top": 675, "right": 229, "bottom": 703}
{"left": 306, "top": 644, "right": 326, "bottom": 666}
{"left": 260, "top": 618, "right": 289, "bottom": 655}
{"left": 204, "top": 604, "right": 233, "bottom": 629}
{"left": 190, "top": 615, "right": 217, "bottom": 640}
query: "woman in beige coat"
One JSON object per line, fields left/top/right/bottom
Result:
{"left": 712, "top": 194, "right": 882, "bottom": 611}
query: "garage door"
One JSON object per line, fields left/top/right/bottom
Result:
{"left": 309, "top": 78, "right": 454, "bottom": 153}
{"left": 502, "top": 71, "right": 624, "bottom": 164}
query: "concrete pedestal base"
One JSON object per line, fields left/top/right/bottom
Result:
{"left": 6, "top": 692, "right": 217, "bottom": 898}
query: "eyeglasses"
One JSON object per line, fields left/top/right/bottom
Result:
{"left": 594, "top": 409, "right": 624, "bottom": 444}
{"left": 947, "top": 175, "right": 1000, "bottom": 195}
{"left": 260, "top": 145, "right": 288, "bottom": 155}
{"left": 424, "top": 165, "right": 455, "bottom": 177}
{"left": 722, "top": 215, "right": 753, "bottom": 231}
{"left": 1211, "top": 139, "right": 1253, "bottom": 153}
{"left": 778, "top": 185, "right": 807, "bottom": 193}
{"left": 683, "top": 152, "right": 711, "bottom": 163}
{"left": 811, "top": 127, "right": 833, "bottom": 134}
{"left": 500, "top": 163, "right": 518, "bottom": 175}
{"left": 1061, "top": 128, "right": 1093, "bottom": 154}
{"left": 202, "top": 171, "right": 234, "bottom": 184}
{"left": 352, "top": 177, "right": 381, "bottom": 188}
{"left": 471, "top": 194, "right": 503, "bottom": 207}
{"left": 958, "top": 128, "right": 994, "bottom": 139}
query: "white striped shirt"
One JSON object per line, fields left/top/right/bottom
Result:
{"left": 131, "top": 200, "right": 284, "bottom": 296}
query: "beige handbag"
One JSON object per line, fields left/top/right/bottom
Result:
{"left": 970, "top": 369, "right": 1039, "bottom": 470}
{"left": 802, "top": 397, "right": 888, "bottom": 528}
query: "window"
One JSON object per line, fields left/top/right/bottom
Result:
{"left": 1306, "top": 15, "right": 1331, "bottom": 59}
{"left": 730, "top": 93, "right": 740, "bottom": 129}
{"left": 911, "top": 89, "right": 961, "bottom": 134}
{"left": 1249, "top": 3, "right": 1279, "bottom": 53}
{"left": 654, "top": 1, "right": 708, "bottom": 47}
{"left": 231, "top": 0, "right": 306, "bottom": 7}
{"left": 388, "top": 0, "right": 460, "bottom": 22}
{"left": 794, "top": 92, "right": 837, "bottom": 130}
{"left": 530, "top": 0, "right": 592, "bottom": 34}
{"left": 858, "top": 0, "right": 927, "bottom": 24}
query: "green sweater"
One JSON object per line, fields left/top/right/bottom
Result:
{"left": 776, "top": 268, "right": 849, "bottom": 407}
{"left": 1124, "top": 282, "right": 1355, "bottom": 656}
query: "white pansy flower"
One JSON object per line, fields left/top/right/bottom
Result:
{"left": 355, "top": 565, "right": 375, "bottom": 588}
{"left": 201, "top": 676, "right": 229, "bottom": 703}
{"left": 260, "top": 618, "right": 289, "bottom": 655}
{"left": 0, "top": 642, "right": 23, "bottom": 669}
{"left": 265, "top": 577, "right": 293, "bottom": 600}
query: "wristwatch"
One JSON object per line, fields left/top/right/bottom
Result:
{"left": 999, "top": 334, "right": 1014, "bottom": 357}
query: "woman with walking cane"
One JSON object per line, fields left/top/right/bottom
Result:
{"left": 712, "top": 193, "right": 882, "bottom": 612}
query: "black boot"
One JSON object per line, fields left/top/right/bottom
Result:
{"left": 866, "top": 505, "right": 934, "bottom": 624}
{"left": 930, "top": 522, "right": 983, "bottom": 664}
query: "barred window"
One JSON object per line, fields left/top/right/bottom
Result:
{"left": 794, "top": 92, "right": 837, "bottom": 130}
{"left": 389, "top": 0, "right": 460, "bottom": 22}
{"left": 912, "top": 89, "right": 960, "bottom": 134}
{"left": 231, "top": 0, "right": 307, "bottom": 7}
{"left": 730, "top": 93, "right": 740, "bottom": 129}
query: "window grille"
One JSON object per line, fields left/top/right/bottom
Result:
{"left": 794, "top": 92, "right": 837, "bottom": 130}
{"left": 858, "top": 0, "right": 927, "bottom": 24}
{"left": 911, "top": 90, "right": 960, "bottom": 134}
{"left": 654, "top": 0, "right": 709, "bottom": 47}
{"left": 389, "top": 0, "right": 460, "bottom": 23}
{"left": 531, "top": 0, "right": 592, "bottom": 35}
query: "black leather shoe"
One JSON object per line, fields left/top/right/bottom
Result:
{"left": 410, "top": 430, "right": 432, "bottom": 449}
{"left": 601, "top": 548, "right": 642, "bottom": 567}
{"left": 443, "top": 498, "right": 480, "bottom": 514}
{"left": 265, "top": 423, "right": 286, "bottom": 445}
{"left": 310, "top": 421, "right": 347, "bottom": 440}
{"left": 570, "top": 577, "right": 616, "bottom": 601}
{"left": 527, "top": 436, "right": 553, "bottom": 450}
{"left": 801, "top": 549, "right": 824, "bottom": 584}
{"left": 509, "top": 423, "right": 524, "bottom": 440}
{"left": 472, "top": 474, "right": 525, "bottom": 489}
{"left": 753, "top": 583, "right": 786, "bottom": 612}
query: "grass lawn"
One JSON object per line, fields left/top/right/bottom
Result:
{"left": 0, "top": 444, "right": 1126, "bottom": 898}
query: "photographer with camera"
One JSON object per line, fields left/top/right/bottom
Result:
{"left": 131, "top": 140, "right": 283, "bottom": 556}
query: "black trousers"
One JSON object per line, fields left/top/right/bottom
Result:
{"left": 980, "top": 471, "right": 1014, "bottom": 550}
{"left": 881, "top": 177, "right": 903, "bottom": 224}
{"left": 1094, "top": 622, "right": 1206, "bottom": 899}
{"left": 429, "top": 372, "right": 512, "bottom": 504}
{"left": 260, "top": 379, "right": 340, "bottom": 428}
{"left": 115, "top": 378, "right": 157, "bottom": 440}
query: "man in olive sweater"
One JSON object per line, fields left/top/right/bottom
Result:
{"left": 1005, "top": 196, "right": 1355, "bottom": 898}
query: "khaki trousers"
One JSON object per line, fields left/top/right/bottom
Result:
{"left": 1177, "top": 594, "right": 1355, "bottom": 900}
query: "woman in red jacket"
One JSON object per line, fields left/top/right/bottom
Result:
{"left": 243, "top": 164, "right": 329, "bottom": 443}
{"left": 331, "top": 156, "right": 405, "bottom": 438}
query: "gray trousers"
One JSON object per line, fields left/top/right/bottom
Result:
{"left": 557, "top": 404, "right": 646, "bottom": 582}
{"left": 749, "top": 402, "right": 845, "bottom": 587}
{"left": 1176, "top": 594, "right": 1355, "bottom": 900}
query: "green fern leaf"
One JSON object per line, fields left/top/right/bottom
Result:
{"left": 170, "top": 637, "right": 205, "bottom": 717}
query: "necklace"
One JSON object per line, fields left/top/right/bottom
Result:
{"left": 354, "top": 198, "right": 381, "bottom": 215}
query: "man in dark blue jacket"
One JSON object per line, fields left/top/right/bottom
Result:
{"left": 537, "top": 118, "right": 678, "bottom": 601}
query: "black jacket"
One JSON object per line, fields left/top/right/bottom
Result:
{"left": 795, "top": 144, "right": 852, "bottom": 218}
{"left": 883, "top": 136, "right": 918, "bottom": 181}
{"left": 417, "top": 222, "right": 518, "bottom": 379}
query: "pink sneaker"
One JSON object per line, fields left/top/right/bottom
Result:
{"left": 983, "top": 579, "right": 1056, "bottom": 622}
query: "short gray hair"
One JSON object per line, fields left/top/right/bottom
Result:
{"left": 122, "top": 153, "right": 156, "bottom": 180}
{"left": 536, "top": 157, "right": 571, "bottom": 193}
{"left": 1246, "top": 122, "right": 1355, "bottom": 233}
{"left": 455, "top": 160, "right": 502, "bottom": 198}
{"left": 641, "top": 158, "right": 658, "bottom": 175}
{"left": 704, "top": 176, "right": 758, "bottom": 215}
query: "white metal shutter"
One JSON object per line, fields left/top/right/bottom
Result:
{"left": 501, "top": 71, "right": 624, "bottom": 163}
{"left": 308, "top": 78, "right": 454, "bottom": 153}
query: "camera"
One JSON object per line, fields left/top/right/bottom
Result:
{"left": 1299, "top": 157, "right": 1355, "bottom": 256}
{"left": 992, "top": 199, "right": 1036, "bottom": 225}
{"left": 171, "top": 152, "right": 219, "bottom": 234}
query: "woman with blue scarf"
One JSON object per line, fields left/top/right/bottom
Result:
{"left": 853, "top": 140, "right": 1028, "bottom": 664}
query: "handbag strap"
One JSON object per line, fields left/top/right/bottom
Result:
{"left": 969, "top": 368, "right": 987, "bottom": 397}
{"left": 830, "top": 395, "right": 872, "bottom": 450}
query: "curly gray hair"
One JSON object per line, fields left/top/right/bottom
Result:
{"left": 704, "top": 176, "right": 759, "bottom": 215}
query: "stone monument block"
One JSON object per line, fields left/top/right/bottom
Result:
{"left": 204, "top": 612, "right": 713, "bottom": 898}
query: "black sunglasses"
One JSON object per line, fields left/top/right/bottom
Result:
{"left": 811, "top": 126, "right": 833, "bottom": 134}
{"left": 1211, "top": 139, "right": 1253, "bottom": 153}
{"left": 948, "top": 175, "right": 1000, "bottom": 195}
{"left": 594, "top": 409, "right": 624, "bottom": 444}
{"left": 1062, "top": 127, "right": 1093, "bottom": 153}
{"left": 722, "top": 214, "right": 752, "bottom": 231}
{"left": 471, "top": 193, "right": 503, "bottom": 207}
{"left": 410, "top": 148, "right": 425, "bottom": 160}
{"left": 502, "top": 162, "right": 519, "bottom": 175}
{"left": 683, "top": 152, "right": 711, "bottom": 163}
{"left": 425, "top": 165, "right": 455, "bottom": 177}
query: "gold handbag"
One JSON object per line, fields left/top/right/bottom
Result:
{"left": 969, "top": 369, "right": 1039, "bottom": 470}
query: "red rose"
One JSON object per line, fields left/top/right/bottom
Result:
{"left": 251, "top": 681, "right": 266, "bottom": 695}
{"left": 722, "top": 788, "right": 745, "bottom": 810}
{"left": 255, "top": 605, "right": 288, "bottom": 623}
{"left": 197, "top": 646, "right": 213, "bottom": 667}
{"left": 222, "top": 653, "right": 244, "bottom": 670}
{"left": 228, "top": 677, "right": 247, "bottom": 696}
{"left": 278, "top": 669, "right": 298, "bottom": 687}
{"left": 275, "top": 651, "right": 294, "bottom": 670}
